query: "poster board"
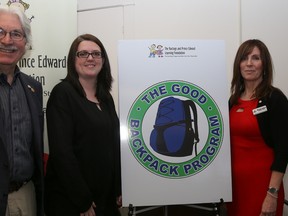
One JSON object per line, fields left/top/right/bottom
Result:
{"left": 0, "top": 0, "right": 77, "bottom": 153}
{"left": 118, "top": 40, "right": 232, "bottom": 206}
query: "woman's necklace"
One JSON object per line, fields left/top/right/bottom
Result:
{"left": 94, "top": 98, "right": 101, "bottom": 110}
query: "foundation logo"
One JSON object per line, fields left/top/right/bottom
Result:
{"left": 148, "top": 43, "right": 197, "bottom": 58}
{"left": 127, "top": 80, "right": 223, "bottom": 178}
{"left": 1, "top": 0, "right": 34, "bottom": 22}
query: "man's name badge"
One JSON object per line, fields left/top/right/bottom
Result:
{"left": 252, "top": 105, "right": 267, "bottom": 115}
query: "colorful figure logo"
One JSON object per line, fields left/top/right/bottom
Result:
{"left": 148, "top": 44, "right": 164, "bottom": 58}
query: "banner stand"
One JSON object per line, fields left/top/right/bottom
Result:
{"left": 127, "top": 199, "right": 225, "bottom": 216}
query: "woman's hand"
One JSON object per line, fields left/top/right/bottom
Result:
{"left": 116, "top": 195, "right": 122, "bottom": 207}
{"left": 260, "top": 194, "right": 277, "bottom": 216}
{"left": 80, "top": 202, "right": 96, "bottom": 216}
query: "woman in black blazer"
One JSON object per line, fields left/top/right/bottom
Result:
{"left": 44, "top": 34, "right": 121, "bottom": 216}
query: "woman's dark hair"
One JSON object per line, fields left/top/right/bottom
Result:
{"left": 230, "top": 39, "right": 274, "bottom": 106}
{"left": 65, "top": 34, "right": 113, "bottom": 103}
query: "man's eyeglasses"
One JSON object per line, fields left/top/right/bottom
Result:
{"left": 76, "top": 50, "right": 103, "bottom": 59}
{"left": 0, "top": 28, "right": 25, "bottom": 41}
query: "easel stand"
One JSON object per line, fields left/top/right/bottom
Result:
{"left": 128, "top": 199, "right": 225, "bottom": 216}
{"left": 128, "top": 204, "right": 168, "bottom": 216}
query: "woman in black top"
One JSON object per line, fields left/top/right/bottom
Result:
{"left": 44, "top": 34, "right": 121, "bottom": 216}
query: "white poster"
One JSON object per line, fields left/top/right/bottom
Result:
{"left": 0, "top": 0, "right": 77, "bottom": 153}
{"left": 118, "top": 40, "right": 232, "bottom": 207}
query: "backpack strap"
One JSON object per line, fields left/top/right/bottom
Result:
{"left": 183, "top": 100, "right": 200, "bottom": 155}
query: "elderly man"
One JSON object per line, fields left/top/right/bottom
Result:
{"left": 0, "top": 5, "right": 44, "bottom": 216}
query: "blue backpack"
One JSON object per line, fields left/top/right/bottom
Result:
{"left": 150, "top": 96, "right": 199, "bottom": 157}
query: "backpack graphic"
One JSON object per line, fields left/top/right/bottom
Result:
{"left": 150, "top": 96, "right": 200, "bottom": 157}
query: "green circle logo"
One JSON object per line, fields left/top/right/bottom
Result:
{"left": 127, "top": 80, "right": 223, "bottom": 178}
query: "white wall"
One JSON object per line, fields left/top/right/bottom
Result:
{"left": 77, "top": 0, "right": 240, "bottom": 108}
{"left": 77, "top": 0, "right": 288, "bottom": 213}
{"left": 241, "top": 0, "right": 288, "bottom": 97}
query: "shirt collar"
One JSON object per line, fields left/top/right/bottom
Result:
{"left": 0, "top": 66, "right": 20, "bottom": 85}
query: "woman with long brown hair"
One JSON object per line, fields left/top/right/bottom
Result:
{"left": 227, "top": 39, "right": 288, "bottom": 216}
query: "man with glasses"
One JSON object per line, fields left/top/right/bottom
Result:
{"left": 0, "top": 5, "right": 44, "bottom": 216}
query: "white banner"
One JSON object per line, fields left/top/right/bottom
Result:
{"left": 0, "top": 0, "right": 77, "bottom": 153}
{"left": 118, "top": 40, "right": 232, "bottom": 206}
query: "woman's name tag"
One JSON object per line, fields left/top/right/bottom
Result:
{"left": 252, "top": 105, "right": 267, "bottom": 115}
